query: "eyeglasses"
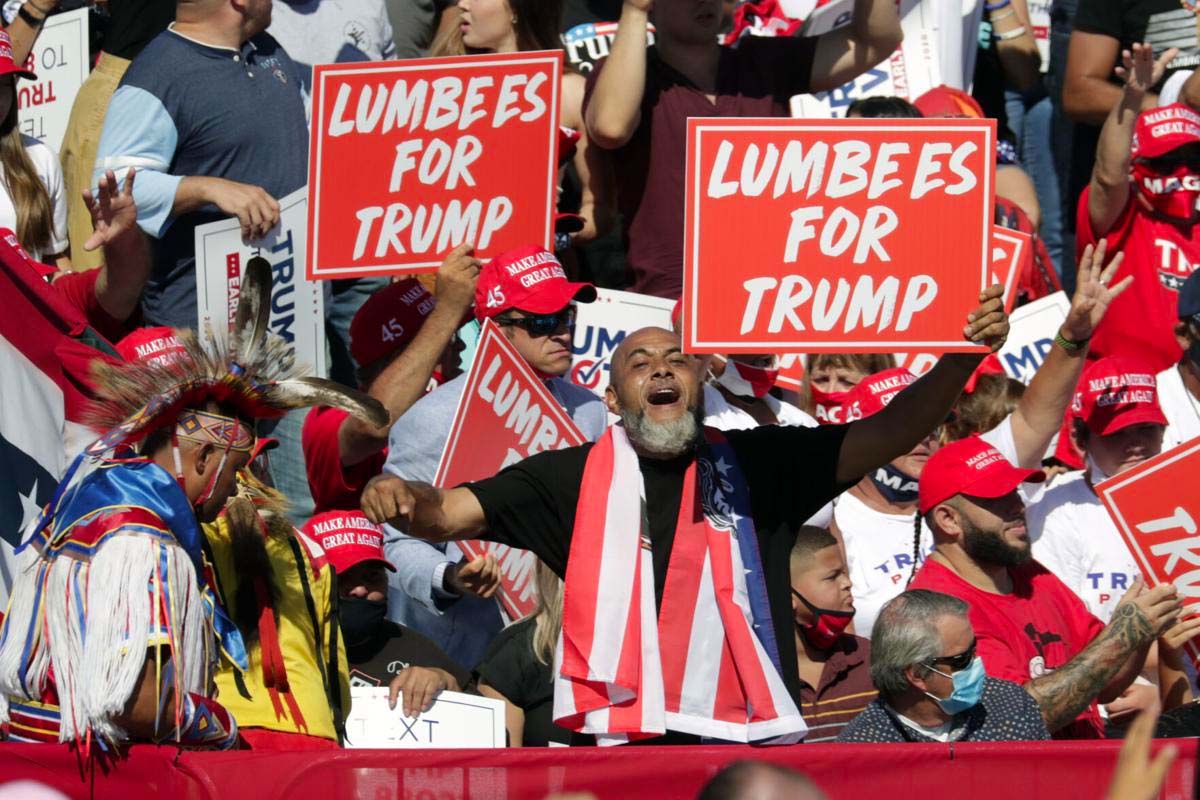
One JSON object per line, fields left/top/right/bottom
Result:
{"left": 494, "top": 307, "right": 576, "bottom": 337}
{"left": 924, "top": 639, "right": 977, "bottom": 673}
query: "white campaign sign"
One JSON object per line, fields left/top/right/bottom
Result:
{"left": 17, "top": 7, "right": 88, "bottom": 151}
{"left": 998, "top": 291, "right": 1069, "bottom": 384}
{"left": 344, "top": 688, "right": 506, "bottom": 749}
{"left": 791, "top": 0, "right": 940, "bottom": 118}
{"left": 195, "top": 188, "right": 326, "bottom": 376}
{"left": 570, "top": 288, "right": 675, "bottom": 398}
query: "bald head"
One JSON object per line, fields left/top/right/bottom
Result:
{"left": 609, "top": 327, "right": 681, "bottom": 385}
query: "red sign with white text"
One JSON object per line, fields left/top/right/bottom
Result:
{"left": 1097, "top": 438, "right": 1200, "bottom": 664}
{"left": 435, "top": 320, "right": 588, "bottom": 620}
{"left": 683, "top": 118, "right": 996, "bottom": 354}
{"left": 307, "top": 52, "right": 561, "bottom": 279}
{"left": 991, "top": 225, "right": 1028, "bottom": 314}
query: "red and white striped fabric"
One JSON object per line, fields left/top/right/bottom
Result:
{"left": 553, "top": 425, "right": 806, "bottom": 745}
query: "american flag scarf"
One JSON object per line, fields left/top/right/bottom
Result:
{"left": 553, "top": 425, "right": 807, "bottom": 744}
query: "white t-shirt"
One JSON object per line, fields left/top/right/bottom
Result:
{"left": 702, "top": 383, "right": 818, "bottom": 431}
{"left": 835, "top": 490, "right": 932, "bottom": 639}
{"left": 268, "top": 0, "right": 396, "bottom": 79}
{"left": 1026, "top": 472, "right": 1138, "bottom": 622}
{"left": 1156, "top": 364, "right": 1200, "bottom": 450}
{"left": 0, "top": 136, "right": 68, "bottom": 260}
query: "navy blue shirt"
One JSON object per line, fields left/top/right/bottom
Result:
{"left": 95, "top": 27, "right": 308, "bottom": 329}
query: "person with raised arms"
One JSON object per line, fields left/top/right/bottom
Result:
{"left": 362, "top": 289, "right": 1010, "bottom": 743}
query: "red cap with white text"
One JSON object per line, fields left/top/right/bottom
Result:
{"left": 302, "top": 511, "right": 396, "bottom": 574}
{"left": 918, "top": 435, "right": 1045, "bottom": 515}
{"left": 0, "top": 32, "right": 35, "bottom": 81}
{"left": 1132, "top": 104, "right": 1200, "bottom": 160}
{"left": 1071, "top": 357, "right": 1168, "bottom": 436}
{"left": 842, "top": 367, "right": 918, "bottom": 421}
{"left": 474, "top": 245, "right": 596, "bottom": 320}
{"left": 349, "top": 278, "right": 436, "bottom": 368}
{"left": 116, "top": 327, "right": 187, "bottom": 367}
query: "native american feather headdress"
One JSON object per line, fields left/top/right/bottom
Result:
{"left": 84, "top": 257, "right": 386, "bottom": 454}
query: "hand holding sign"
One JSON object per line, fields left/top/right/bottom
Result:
{"left": 1062, "top": 240, "right": 1133, "bottom": 344}
{"left": 435, "top": 243, "right": 483, "bottom": 313}
{"left": 964, "top": 284, "right": 1010, "bottom": 352}
{"left": 202, "top": 176, "right": 281, "bottom": 242}
{"left": 388, "top": 666, "right": 460, "bottom": 718}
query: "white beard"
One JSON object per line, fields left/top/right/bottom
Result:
{"left": 621, "top": 405, "right": 703, "bottom": 458}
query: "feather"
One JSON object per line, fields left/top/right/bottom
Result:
{"left": 231, "top": 257, "right": 272, "bottom": 368}
{"left": 270, "top": 377, "right": 388, "bottom": 429}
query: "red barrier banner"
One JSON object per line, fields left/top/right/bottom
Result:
{"left": 682, "top": 118, "right": 996, "bottom": 354}
{"left": 307, "top": 52, "right": 562, "bottom": 280}
{"left": 434, "top": 320, "right": 587, "bottom": 620}
{"left": 0, "top": 740, "right": 1194, "bottom": 800}
{"left": 1097, "top": 438, "right": 1200, "bottom": 663}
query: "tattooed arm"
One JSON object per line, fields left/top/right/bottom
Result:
{"left": 1024, "top": 581, "right": 1181, "bottom": 733}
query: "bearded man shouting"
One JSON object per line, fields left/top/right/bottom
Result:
{"left": 362, "top": 290, "right": 1010, "bottom": 745}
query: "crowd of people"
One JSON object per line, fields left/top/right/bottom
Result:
{"left": 0, "top": 0, "right": 1199, "bottom": 793}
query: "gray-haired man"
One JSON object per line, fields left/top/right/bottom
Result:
{"left": 837, "top": 590, "right": 1050, "bottom": 743}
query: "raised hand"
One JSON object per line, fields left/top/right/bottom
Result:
{"left": 1061, "top": 239, "right": 1133, "bottom": 343}
{"left": 82, "top": 168, "right": 138, "bottom": 252}
{"left": 1114, "top": 42, "right": 1178, "bottom": 95}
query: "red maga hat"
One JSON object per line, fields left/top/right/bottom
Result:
{"left": 475, "top": 244, "right": 596, "bottom": 320}
{"left": 0, "top": 32, "right": 35, "bottom": 81}
{"left": 919, "top": 435, "right": 1045, "bottom": 515}
{"left": 302, "top": 510, "right": 396, "bottom": 575}
{"left": 843, "top": 367, "right": 918, "bottom": 421}
{"left": 116, "top": 327, "right": 186, "bottom": 367}
{"left": 349, "top": 277, "right": 436, "bottom": 368}
{"left": 1132, "top": 104, "right": 1200, "bottom": 160}
{"left": 1071, "top": 357, "right": 1167, "bottom": 436}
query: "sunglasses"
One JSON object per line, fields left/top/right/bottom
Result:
{"left": 495, "top": 307, "right": 576, "bottom": 337}
{"left": 924, "top": 639, "right": 977, "bottom": 673}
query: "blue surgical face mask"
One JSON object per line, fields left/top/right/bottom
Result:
{"left": 924, "top": 656, "right": 986, "bottom": 715}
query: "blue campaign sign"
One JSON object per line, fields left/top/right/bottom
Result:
{"left": 997, "top": 292, "right": 1069, "bottom": 384}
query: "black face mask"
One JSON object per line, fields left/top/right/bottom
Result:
{"left": 339, "top": 597, "right": 387, "bottom": 647}
{"left": 870, "top": 463, "right": 920, "bottom": 504}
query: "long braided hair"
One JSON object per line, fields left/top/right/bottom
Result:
{"left": 908, "top": 512, "right": 923, "bottom": 586}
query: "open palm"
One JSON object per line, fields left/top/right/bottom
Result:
{"left": 82, "top": 168, "right": 138, "bottom": 252}
{"left": 1064, "top": 239, "right": 1133, "bottom": 342}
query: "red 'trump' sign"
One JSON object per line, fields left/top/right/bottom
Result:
{"left": 1097, "top": 438, "right": 1200, "bottom": 663}
{"left": 307, "top": 51, "right": 562, "bottom": 280}
{"left": 435, "top": 320, "right": 588, "bottom": 620}
{"left": 683, "top": 118, "right": 996, "bottom": 354}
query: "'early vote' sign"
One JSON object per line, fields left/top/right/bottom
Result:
{"left": 683, "top": 118, "right": 996, "bottom": 354}
{"left": 1097, "top": 439, "right": 1200, "bottom": 664}
{"left": 307, "top": 51, "right": 562, "bottom": 279}
{"left": 435, "top": 320, "right": 588, "bottom": 620}
{"left": 195, "top": 188, "right": 326, "bottom": 377}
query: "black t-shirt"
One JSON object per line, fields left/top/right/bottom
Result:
{"left": 467, "top": 423, "right": 852, "bottom": 707}
{"left": 102, "top": 0, "right": 175, "bottom": 60}
{"left": 1073, "top": 0, "right": 1200, "bottom": 76}
{"left": 346, "top": 621, "right": 470, "bottom": 690}
{"left": 475, "top": 618, "right": 571, "bottom": 747}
